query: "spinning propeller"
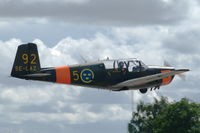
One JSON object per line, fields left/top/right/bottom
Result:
{"left": 164, "top": 60, "right": 186, "bottom": 81}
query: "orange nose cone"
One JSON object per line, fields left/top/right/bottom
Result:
{"left": 161, "top": 70, "right": 173, "bottom": 85}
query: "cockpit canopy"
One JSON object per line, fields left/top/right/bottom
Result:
{"left": 102, "top": 58, "right": 147, "bottom": 72}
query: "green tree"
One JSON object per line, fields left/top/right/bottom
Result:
{"left": 128, "top": 97, "right": 200, "bottom": 133}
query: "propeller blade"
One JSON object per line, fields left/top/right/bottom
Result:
{"left": 178, "top": 73, "right": 186, "bottom": 81}
{"left": 164, "top": 60, "right": 187, "bottom": 81}
{"left": 164, "top": 60, "right": 171, "bottom": 67}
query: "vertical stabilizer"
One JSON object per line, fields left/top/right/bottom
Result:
{"left": 11, "top": 43, "right": 41, "bottom": 78}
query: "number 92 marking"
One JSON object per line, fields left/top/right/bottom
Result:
{"left": 22, "top": 54, "right": 37, "bottom": 64}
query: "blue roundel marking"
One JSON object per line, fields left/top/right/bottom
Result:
{"left": 81, "top": 69, "right": 94, "bottom": 83}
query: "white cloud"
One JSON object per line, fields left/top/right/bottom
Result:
{"left": 0, "top": 87, "right": 52, "bottom": 105}
{"left": 3, "top": 104, "right": 131, "bottom": 125}
{"left": 104, "top": 104, "right": 131, "bottom": 121}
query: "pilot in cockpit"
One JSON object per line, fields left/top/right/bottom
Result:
{"left": 133, "top": 61, "right": 141, "bottom": 72}
{"left": 118, "top": 61, "right": 127, "bottom": 72}
{"left": 118, "top": 61, "right": 124, "bottom": 69}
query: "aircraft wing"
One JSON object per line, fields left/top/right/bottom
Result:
{"left": 112, "top": 69, "right": 189, "bottom": 88}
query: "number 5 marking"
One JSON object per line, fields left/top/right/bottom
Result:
{"left": 73, "top": 70, "right": 79, "bottom": 81}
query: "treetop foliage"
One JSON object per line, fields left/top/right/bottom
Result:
{"left": 128, "top": 97, "right": 200, "bottom": 133}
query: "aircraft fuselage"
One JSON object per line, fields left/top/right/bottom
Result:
{"left": 16, "top": 62, "right": 174, "bottom": 91}
{"left": 11, "top": 43, "right": 188, "bottom": 93}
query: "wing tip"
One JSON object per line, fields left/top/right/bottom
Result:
{"left": 176, "top": 69, "right": 190, "bottom": 72}
{"left": 175, "top": 69, "right": 190, "bottom": 75}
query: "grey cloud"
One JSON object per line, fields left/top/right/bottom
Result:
{"left": 163, "top": 29, "right": 200, "bottom": 54}
{"left": 0, "top": 120, "right": 129, "bottom": 133}
{"left": 161, "top": 28, "right": 200, "bottom": 71}
{"left": 0, "top": 0, "right": 189, "bottom": 25}
{"left": 17, "top": 104, "right": 73, "bottom": 113}
{"left": 77, "top": 90, "right": 130, "bottom": 104}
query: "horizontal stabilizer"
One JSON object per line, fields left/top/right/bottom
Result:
{"left": 24, "top": 73, "right": 51, "bottom": 78}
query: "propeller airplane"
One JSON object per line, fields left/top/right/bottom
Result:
{"left": 11, "top": 43, "right": 189, "bottom": 94}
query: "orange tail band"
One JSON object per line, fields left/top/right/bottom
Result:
{"left": 55, "top": 66, "right": 71, "bottom": 84}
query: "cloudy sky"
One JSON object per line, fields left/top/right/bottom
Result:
{"left": 0, "top": 0, "right": 200, "bottom": 133}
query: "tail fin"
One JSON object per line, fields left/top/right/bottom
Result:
{"left": 11, "top": 43, "right": 41, "bottom": 78}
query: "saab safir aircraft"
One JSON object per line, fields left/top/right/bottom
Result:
{"left": 11, "top": 43, "right": 189, "bottom": 94}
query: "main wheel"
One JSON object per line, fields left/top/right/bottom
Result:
{"left": 139, "top": 88, "right": 148, "bottom": 94}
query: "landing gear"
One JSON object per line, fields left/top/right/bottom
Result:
{"left": 139, "top": 86, "right": 160, "bottom": 94}
{"left": 139, "top": 88, "right": 148, "bottom": 94}
{"left": 150, "top": 86, "right": 160, "bottom": 91}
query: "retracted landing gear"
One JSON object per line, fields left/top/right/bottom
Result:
{"left": 139, "top": 88, "right": 148, "bottom": 94}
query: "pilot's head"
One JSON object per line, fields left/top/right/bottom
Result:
{"left": 118, "top": 61, "right": 124, "bottom": 69}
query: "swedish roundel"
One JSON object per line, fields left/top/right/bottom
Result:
{"left": 80, "top": 69, "right": 94, "bottom": 83}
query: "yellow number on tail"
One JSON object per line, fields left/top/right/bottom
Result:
{"left": 22, "top": 54, "right": 29, "bottom": 64}
{"left": 31, "top": 54, "right": 37, "bottom": 64}
{"left": 22, "top": 54, "right": 37, "bottom": 64}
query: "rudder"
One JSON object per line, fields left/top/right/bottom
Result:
{"left": 11, "top": 43, "right": 41, "bottom": 78}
